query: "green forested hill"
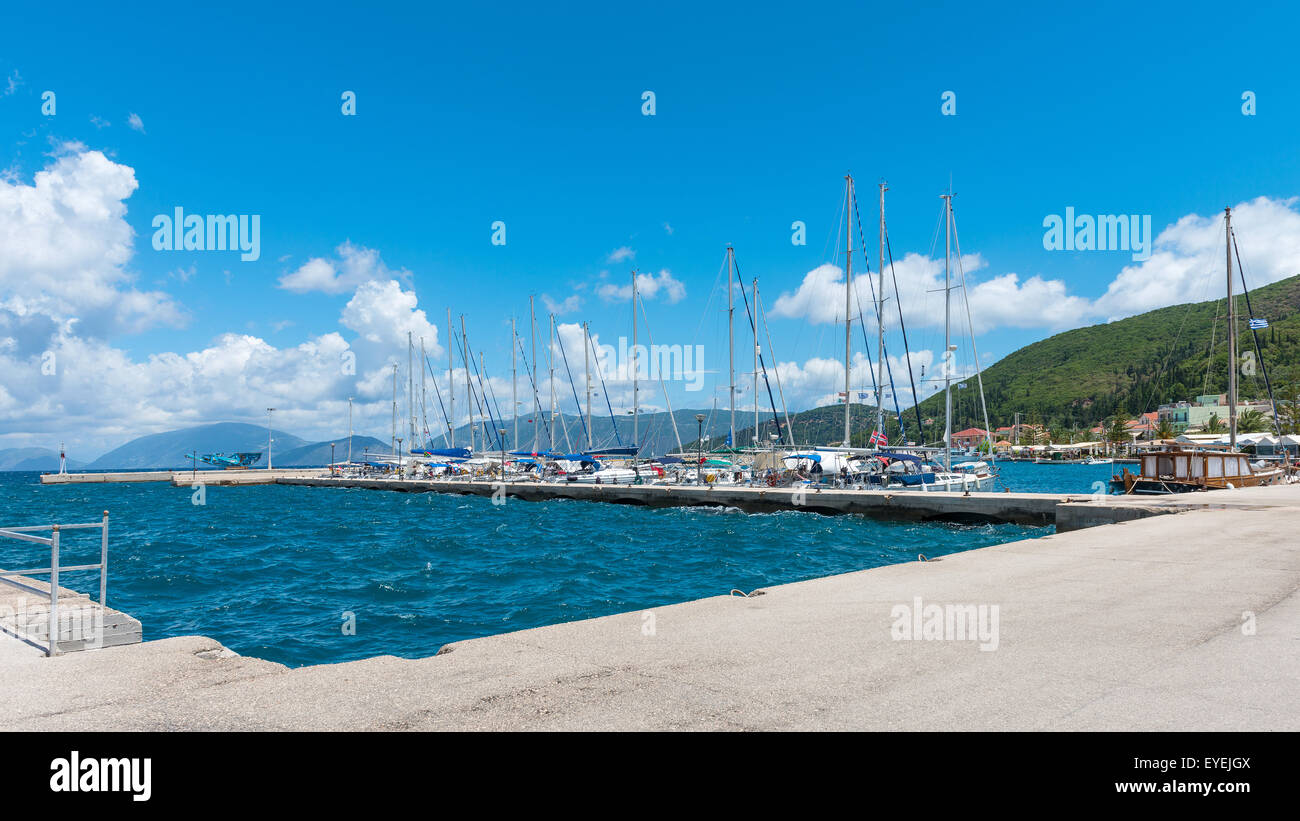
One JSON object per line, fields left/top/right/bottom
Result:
{"left": 681, "top": 274, "right": 1300, "bottom": 450}
{"left": 913, "top": 273, "right": 1300, "bottom": 434}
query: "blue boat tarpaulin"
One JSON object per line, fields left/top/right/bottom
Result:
{"left": 411, "top": 447, "right": 471, "bottom": 459}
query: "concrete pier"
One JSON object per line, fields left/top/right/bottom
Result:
{"left": 38, "top": 466, "right": 1300, "bottom": 530}
{"left": 280, "top": 474, "right": 1300, "bottom": 531}
{"left": 0, "top": 572, "right": 141, "bottom": 655}
{"left": 281, "top": 476, "right": 1071, "bottom": 525}
{"left": 39, "top": 470, "right": 174, "bottom": 484}
{"left": 2, "top": 482, "right": 1296, "bottom": 730}
{"left": 40, "top": 468, "right": 330, "bottom": 486}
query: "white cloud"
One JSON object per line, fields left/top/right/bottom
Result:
{"left": 597, "top": 269, "right": 686, "bottom": 304}
{"left": 1092, "top": 196, "right": 1300, "bottom": 319}
{"left": 0, "top": 149, "right": 455, "bottom": 456}
{"left": 542, "top": 293, "right": 582, "bottom": 314}
{"left": 127, "top": 112, "right": 145, "bottom": 133}
{"left": 278, "top": 241, "right": 410, "bottom": 294}
{"left": 341, "top": 278, "right": 440, "bottom": 352}
{"left": 606, "top": 246, "right": 635, "bottom": 264}
{"left": 769, "top": 263, "right": 860, "bottom": 325}
{"left": 0, "top": 146, "right": 184, "bottom": 342}
{"left": 1, "top": 276, "right": 446, "bottom": 456}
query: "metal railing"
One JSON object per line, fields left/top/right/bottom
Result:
{"left": 0, "top": 511, "right": 108, "bottom": 656}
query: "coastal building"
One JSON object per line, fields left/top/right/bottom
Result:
{"left": 1157, "top": 401, "right": 1191, "bottom": 431}
{"left": 1126, "top": 412, "right": 1159, "bottom": 438}
{"left": 952, "top": 427, "right": 989, "bottom": 448}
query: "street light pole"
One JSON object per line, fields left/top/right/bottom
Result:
{"left": 396, "top": 437, "right": 404, "bottom": 478}
{"left": 696, "top": 414, "right": 705, "bottom": 484}
{"left": 499, "top": 428, "right": 507, "bottom": 483}
{"left": 330, "top": 442, "right": 336, "bottom": 474}
{"left": 266, "top": 408, "right": 275, "bottom": 470}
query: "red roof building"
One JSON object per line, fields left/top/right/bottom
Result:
{"left": 951, "top": 427, "right": 989, "bottom": 448}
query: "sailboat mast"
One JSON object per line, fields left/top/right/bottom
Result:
{"left": 584, "top": 321, "right": 593, "bottom": 449}
{"left": 479, "top": 351, "right": 488, "bottom": 449}
{"left": 391, "top": 363, "right": 397, "bottom": 457}
{"left": 942, "top": 193, "right": 953, "bottom": 471}
{"left": 632, "top": 269, "right": 639, "bottom": 457}
{"left": 408, "top": 332, "right": 415, "bottom": 447}
{"left": 877, "top": 182, "right": 887, "bottom": 447}
{"left": 530, "top": 296, "right": 538, "bottom": 454}
{"left": 447, "top": 307, "right": 454, "bottom": 448}
{"left": 843, "top": 173, "right": 853, "bottom": 448}
{"left": 753, "top": 277, "right": 759, "bottom": 448}
{"left": 462, "top": 314, "right": 473, "bottom": 452}
{"left": 420, "top": 336, "right": 427, "bottom": 448}
{"left": 549, "top": 313, "right": 557, "bottom": 452}
{"left": 727, "top": 246, "right": 736, "bottom": 448}
{"left": 511, "top": 317, "right": 518, "bottom": 446}
{"left": 1227, "top": 206, "right": 1237, "bottom": 451}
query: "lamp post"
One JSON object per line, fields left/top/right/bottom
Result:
{"left": 695, "top": 414, "right": 705, "bottom": 484}
{"left": 266, "top": 408, "right": 275, "bottom": 470}
{"left": 396, "top": 437, "right": 404, "bottom": 478}
{"left": 347, "top": 396, "right": 353, "bottom": 465}
{"left": 330, "top": 442, "right": 336, "bottom": 474}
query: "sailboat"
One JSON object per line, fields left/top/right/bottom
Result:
{"left": 848, "top": 183, "right": 997, "bottom": 491}
{"left": 1111, "top": 207, "right": 1285, "bottom": 494}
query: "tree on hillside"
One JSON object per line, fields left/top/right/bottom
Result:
{"left": 1277, "top": 380, "right": 1300, "bottom": 435}
{"left": 1106, "top": 417, "right": 1129, "bottom": 449}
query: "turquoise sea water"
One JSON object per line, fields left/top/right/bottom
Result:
{"left": 0, "top": 461, "right": 1115, "bottom": 667}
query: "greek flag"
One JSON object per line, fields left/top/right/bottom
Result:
{"left": 1249, "top": 317, "right": 1269, "bottom": 330}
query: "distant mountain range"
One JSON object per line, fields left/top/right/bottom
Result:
{"left": 275, "top": 435, "right": 390, "bottom": 466}
{"left": 0, "top": 447, "right": 86, "bottom": 472}
{"left": 683, "top": 402, "right": 884, "bottom": 452}
{"left": 26, "top": 411, "right": 740, "bottom": 472}
{"left": 85, "top": 422, "right": 309, "bottom": 470}
{"left": 440, "top": 408, "right": 737, "bottom": 458}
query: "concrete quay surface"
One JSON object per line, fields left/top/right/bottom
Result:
{"left": 0, "top": 573, "right": 141, "bottom": 654}
{"left": 283, "top": 476, "right": 1072, "bottom": 525}
{"left": 40, "top": 468, "right": 329, "bottom": 486}
{"left": 2, "top": 483, "right": 1297, "bottom": 731}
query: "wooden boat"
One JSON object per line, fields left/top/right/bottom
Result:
{"left": 1111, "top": 206, "right": 1286, "bottom": 495}
{"left": 1110, "top": 448, "right": 1284, "bottom": 494}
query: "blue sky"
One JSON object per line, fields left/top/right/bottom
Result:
{"left": 3, "top": 1, "right": 1300, "bottom": 455}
